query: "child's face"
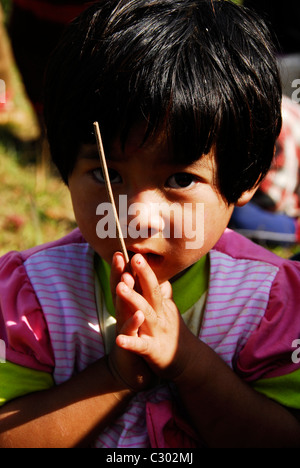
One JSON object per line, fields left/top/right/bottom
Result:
{"left": 68, "top": 126, "right": 236, "bottom": 283}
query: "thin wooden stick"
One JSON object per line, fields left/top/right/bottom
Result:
{"left": 93, "top": 122, "right": 130, "bottom": 265}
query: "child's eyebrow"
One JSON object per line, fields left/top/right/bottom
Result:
{"left": 77, "top": 144, "right": 100, "bottom": 160}
{"left": 78, "top": 143, "right": 214, "bottom": 171}
{"left": 78, "top": 144, "right": 126, "bottom": 163}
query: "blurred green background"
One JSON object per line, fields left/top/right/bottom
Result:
{"left": 0, "top": 0, "right": 75, "bottom": 255}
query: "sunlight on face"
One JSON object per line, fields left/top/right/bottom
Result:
{"left": 68, "top": 127, "right": 235, "bottom": 283}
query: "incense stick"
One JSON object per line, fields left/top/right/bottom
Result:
{"left": 93, "top": 122, "right": 130, "bottom": 265}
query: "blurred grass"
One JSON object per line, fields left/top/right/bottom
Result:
{"left": 0, "top": 132, "right": 76, "bottom": 256}
{"left": 0, "top": 0, "right": 76, "bottom": 255}
{"left": 0, "top": 0, "right": 11, "bottom": 20}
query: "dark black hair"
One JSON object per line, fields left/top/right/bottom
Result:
{"left": 44, "top": 0, "right": 282, "bottom": 204}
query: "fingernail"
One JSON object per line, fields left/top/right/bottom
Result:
{"left": 113, "top": 252, "right": 121, "bottom": 263}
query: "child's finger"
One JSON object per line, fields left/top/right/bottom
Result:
{"left": 110, "top": 252, "right": 125, "bottom": 294}
{"left": 116, "top": 281, "right": 157, "bottom": 323}
{"left": 119, "top": 310, "right": 145, "bottom": 337}
{"left": 116, "top": 333, "right": 150, "bottom": 357}
{"left": 110, "top": 252, "right": 134, "bottom": 304}
{"left": 159, "top": 280, "right": 173, "bottom": 300}
{"left": 115, "top": 286, "right": 136, "bottom": 333}
{"left": 130, "top": 254, "right": 163, "bottom": 311}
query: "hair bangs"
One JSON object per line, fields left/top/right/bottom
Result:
{"left": 44, "top": 0, "right": 282, "bottom": 203}
{"left": 91, "top": 6, "right": 222, "bottom": 165}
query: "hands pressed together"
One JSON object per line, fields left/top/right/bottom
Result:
{"left": 1, "top": 250, "right": 299, "bottom": 448}
{"left": 107, "top": 252, "right": 300, "bottom": 448}
{"left": 108, "top": 252, "right": 196, "bottom": 393}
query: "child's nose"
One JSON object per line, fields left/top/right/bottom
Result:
{"left": 121, "top": 190, "right": 166, "bottom": 239}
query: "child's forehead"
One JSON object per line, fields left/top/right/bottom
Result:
{"left": 114, "top": 132, "right": 216, "bottom": 171}
{"left": 109, "top": 130, "right": 171, "bottom": 163}
{"left": 78, "top": 140, "right": 215, "bottom": 176}
{"left": 79, "top": 123, "right": 171, "bottom": 163}
{"left": 79, "top": 121, "right": 216, "bottom": 168}
{"left": 79, "top": 140, "right": 173, "bottom": 166}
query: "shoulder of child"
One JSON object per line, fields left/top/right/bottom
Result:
{"left": 0, "top": 229, "right": 86, "bottom": 372}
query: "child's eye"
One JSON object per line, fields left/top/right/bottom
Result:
{"left": 92, "top": 167, "right": 122, "bottom": 184}
{"left": 166, "top": 173, "right": 197, "bottom": 189}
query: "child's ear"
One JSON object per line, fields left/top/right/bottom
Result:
{"left": 235, "top": 186, "right": 259, "bottom": 207}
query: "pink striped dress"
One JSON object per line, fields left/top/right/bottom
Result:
{"left": 1, "top": 228, "right": 300, "bottom": 447}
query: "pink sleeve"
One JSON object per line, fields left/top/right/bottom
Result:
{"left": 0, "top": 251, "right": 55, "bottom": 372}
{"left": 236, "top": 260, "right": 300, "bottom": 381}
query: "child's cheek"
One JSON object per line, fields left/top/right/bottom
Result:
{"left": 173, "top": 202, "right": 205, "bottom": 251}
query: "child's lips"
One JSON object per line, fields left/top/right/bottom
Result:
{"left": 127, "top": 248, "right": 164, "bottom": 267}
{"left": 143, "top": 252, "right": 164, "bottom": 266}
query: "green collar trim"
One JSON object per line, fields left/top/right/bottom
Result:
{"left": 94, "top": 255, "right": 115, "bottom": 316}
{"left": 171, "top": 255, "right": 209, "bottom": 313}
{"left": 94, "top": 254, "right": 209, "bottom": 317}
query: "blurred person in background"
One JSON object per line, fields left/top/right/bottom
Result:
{"left": 0, "top": 2, "right": 39, "bottom": 141}
{"left": 4, "top": 1, "right": 97, "bottom": 181}
{"left": 231, "top": 1, "right": 300, "bottom": 249}
{"left": 243, "top": 0, "right": 300, "bottom": 98}
{"left": 8, "top": 0, "right": 97, "bottom": 116}
{"left": 230, "top": 96, "right": 300, "bottom": 246}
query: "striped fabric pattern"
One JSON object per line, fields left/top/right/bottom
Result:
{"left": 94, "top": 385, "right": 173, "bottom": 448}
{"left": 24, "top": 241, "right": 278, "bottom": 447}
{"left": 24, "top": 243, "right": 104, "bottom": 384}
{"left": 200, "top": 250, "right": 279, "bottom": 368}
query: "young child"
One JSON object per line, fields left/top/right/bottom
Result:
{"left": 0, "top": 0, "right": 300, "bottom": 448}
